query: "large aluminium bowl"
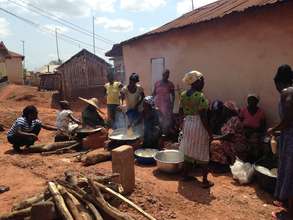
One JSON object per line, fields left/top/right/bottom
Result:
{"left": 154, "top": 150, "right": 184, "bottom": 173}
{"left": 134, "top": 148, "right": 158, "bottom": 165}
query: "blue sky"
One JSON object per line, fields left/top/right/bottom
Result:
{"left": 0, "top": 0, "right": 216, "bottom": 70}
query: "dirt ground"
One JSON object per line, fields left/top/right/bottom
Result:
{"left": 0, "top": 85, "right": 278, "bottom": 220}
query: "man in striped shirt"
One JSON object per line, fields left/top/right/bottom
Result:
{"left": 7, "top": 105, "right": 56, "bottom": 152}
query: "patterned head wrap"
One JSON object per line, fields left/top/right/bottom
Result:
{"left": 143, "top": 96, "right": 155, "bottom": 109}
{"left": 224, "top": 101, "right": 239, "bottom": 114}
{"left": 182, "top": 70, "right": 203, "bottom": 85}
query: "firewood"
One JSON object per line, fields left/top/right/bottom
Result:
{"left": 12, "top": 193, "right": 44, "bottom": 211}
{"left": 87, "top": 178, "right": 134, "bottom": 220}
{"left": 28, "top": 141, "right": 77, "bottom": 153}
{"left": 0, "top": 207, "right": 31, "bottom": 220}
{"left": 41, "top": 143, "right": 80, "bottom": 156}
{"left": 57, "top": 181, "right": 102, "bottom": 220}
{"left": 65, "top": 171, "right": 78, "bottom": 186}
{"left": 95, "top": 182, "right": 157, "bottom": 220}
{"left": 81, "top": 150, "right": 111, "bottom": 166}
{"left": 48, "top": 182, "right": 74, "bottom": 220}
{"left": 58, "top": 186, "right": 85, "bottom": 220}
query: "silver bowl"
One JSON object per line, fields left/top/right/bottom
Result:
{"left": 154, "top": 150, "right": 184, "bottom": 173}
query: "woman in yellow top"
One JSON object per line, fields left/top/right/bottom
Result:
{"left": 104, "top": 73, "right": 123, "bottom": 129}
{"left": 179, "top": 70, "right": 213, "bottom": 188}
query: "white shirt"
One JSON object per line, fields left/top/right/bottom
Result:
{"left": 56, "top": 110, "right": 77, "bottom": 133}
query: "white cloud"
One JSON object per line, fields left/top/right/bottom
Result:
{"left": 176, "top": 0, "right": 217, "bottom": 15}
{"left": 0, "top": 17, "right": 11, "bottom": 37}
{"left": 42, "top": 24, "right": 68, "bottom": 33}
{"left": 120, "top": 0, "right": 167, "bottom": 12}
{"left": 95, "top": 17, "right": 133, "bottom": 32}
{"left": 3, "top": 0, "right": 116, "bottom": 17}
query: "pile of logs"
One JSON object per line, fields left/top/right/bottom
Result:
{"left": 0, "top": 172, "right": 156, "bottom": 220}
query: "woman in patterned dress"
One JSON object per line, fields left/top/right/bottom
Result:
{"left": 179, "top": 70, "right": 213, "bottom": 188}
{"left": 210, "top": 101, "right": 248, "bottom": 165}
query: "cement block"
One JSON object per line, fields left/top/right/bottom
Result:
{"left": 112, "top": 145, "right": 135, "bottom": 195}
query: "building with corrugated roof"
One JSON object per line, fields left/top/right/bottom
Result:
{"left": 0, "top": 41, "right": 24, "bottom": 84}
{"left": 106, "top": 0, "right": 293, "bottom": 124}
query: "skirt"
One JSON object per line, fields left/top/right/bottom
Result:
{"left": 179, "top": 115, "right": 210, "bottom": 162}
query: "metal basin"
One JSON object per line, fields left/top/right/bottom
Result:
{"left": 109, "top": 128, "right": 140, "bottom": 141}
{"left": 135, "top": 148, "right": 158, "bottom": 165}
{"left": 154, "top": 150, "right": 184, "bottom": 173}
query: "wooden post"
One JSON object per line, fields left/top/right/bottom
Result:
{"left": 111, "top": 145, "right": 135, "bottom": 195}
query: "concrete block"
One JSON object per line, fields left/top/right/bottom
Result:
{"left": 112, "top": 145, "right": 135, "bottom": 195}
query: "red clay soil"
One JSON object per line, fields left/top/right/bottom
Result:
{"left": 0, "top": 85, "right": 279, "bottom": 219}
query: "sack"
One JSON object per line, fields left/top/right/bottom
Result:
{"left": 230, "top": 158, "right": 255, "bottom": 184}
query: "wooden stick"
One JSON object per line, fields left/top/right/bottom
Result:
{"left": 95, "top": 182, "right": 157, "bottom": 220}
{"left": 41, "top": 143, "right": 80, "bottom": 156}
{"left": 58, "top": 182, "right": 102, "bottom": 220}
{"left": 12, "top": 193, "right": 44, "bottom": 211}
{"left": 88, "top": 178, "right": 134, "bottom": 220}
{"left": 0, "top": 207, "right": 31, "bottom": 220}
{"left": 28, "top": 141, "right": 77, "bottom": 153}
{"left": 48, "top": 182, "right": 74, "bottom": 220}
{"left": 58, "top": 186, "right": 85, "bottom": 220}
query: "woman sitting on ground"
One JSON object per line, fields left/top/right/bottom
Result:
{"left": 7, "top": 105, "right": 56, "bottom": 152}
{"left": 240, "top": 94, "right": 266, "bottom": 161}
{"left": 80, "top": 97, "right": 105, "bottom": 128}
{"left": 55, "top": 100, "right": 80, "bottom": 142}
{"left": 210, "top": 101, "right": 248, "bottom": 170}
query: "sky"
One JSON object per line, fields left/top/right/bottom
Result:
{"left": 0, "top": 0, "right": 217, "bottom": 70}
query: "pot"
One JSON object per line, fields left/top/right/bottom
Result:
{"left": 108, "top": 128, "right": 140, "bottom": 141}
{"left": 134, "top": 148, "right": 158, "bottom": 165}
{"left": 154, "top": 150, "right": 184, "bottom": 173}
{"left": 75, "top": 128, "right": 103, "bottom": 139}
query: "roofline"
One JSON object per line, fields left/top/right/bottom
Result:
{"left": 119, "top": 0, "right": 284, "bottom": 46}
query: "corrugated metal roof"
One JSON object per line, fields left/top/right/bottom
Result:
{"left": 122, "top": 0, "right": 284, "bottom": 45}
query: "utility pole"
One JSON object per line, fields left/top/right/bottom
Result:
{"left": 92, "top": 15, "right": 96, "bottom": 55}
{"left": 191, "top": 0, "right": 195, "bottom": 10}
{"left": 21, "top": 40, "right": 25, "bottom": 68}
{"left": 55, "top": 28, "right": 60, "bottom": 62}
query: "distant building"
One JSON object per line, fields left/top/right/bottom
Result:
{"left": 0, "top": 41, "right": 24, "bottom": 84}
{"left": 56, "top": 49, "right": 111, "bottom": 99}
{"left": 113, "top": 0, "right": 293, "bottom": 124}
{"left": 105, "top": 44, "right": 125, "bottom": 83}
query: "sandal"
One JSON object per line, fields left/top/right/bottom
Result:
{"left": 273, "top": 200, "right": 284, "bottom": 208}
{"left": 272, "top": 211, "right": 288, "bottom": 220}
{"left": 202, "top": 180, "right": 214, "bottom": 188}
{"left": 0, "top": 185, "right": 10, "bottom": 194}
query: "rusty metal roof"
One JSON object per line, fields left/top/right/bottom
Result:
{"left": 121, "top": 0, "right": 284, "bottom": 45}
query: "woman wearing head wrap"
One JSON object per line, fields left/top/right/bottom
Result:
{"left": 179, "top": 70, "right": 213, "bottom": 188}
{"left": 131, "top": 96, "right": 161, "bottom": 148}
{"left": 121, "top": 73, "right": 145, "bottom": 125}
{"left": 210, "top": 101, "right": 248, "bottom": 168}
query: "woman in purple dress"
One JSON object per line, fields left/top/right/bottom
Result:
{"left": 269, "top": 65, "right": 293, "bottom": 220}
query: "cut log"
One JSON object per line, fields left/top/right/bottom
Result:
{"left": 58, "top": 186, "right": 85, "bottom": 220}
{"left": 31, "top": 201, "right": 56, "bottom": 220}
{"left": 28, "top": 141, "right": 77, "bottom": 153}
{"left": 0, "top": 207, "right": 31, "bottom": 220}
{"left": 12, "top": 193, "right": 44, "bottom": 211}
{"left": 88, "top": 178, "right": 134, "bottom": 220}
{"left": 95, "top": 182, "right": 157, "bottom": 220}
{"left": 81, "top": 149, "right": 111, "bottom": 166}
{"left": 111, "top": 145, "right": 135, "bottom": 195}
{"left": 41, "top": 143, "right": 80, "bottom": 156}
{"left": 48, "top": 182, "right": 74, "bottom": 220}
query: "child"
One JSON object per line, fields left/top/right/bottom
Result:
{"left": 7, "top": 105, "right": 56, "bottom": 152}
{"left": 55, "top": 101, "right": 80, "bottom": 142}
{"left": 179, "top": 70, "right": 213, "bottom": 188}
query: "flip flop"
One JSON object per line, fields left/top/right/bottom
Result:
{"left": 202, "top": 180, "right": 214, "bottom": 189}
{"left": 272, "top": 211, "right": 288, "bottom": 220}
{"left": 273, "top": 201, "right": 284, "bottom": 208}
{"left": 0, "top": 186, "right": 9, "bottom": 194}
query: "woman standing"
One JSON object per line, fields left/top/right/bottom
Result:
{"left": 179, "top": 70, "right": 213, "bottom": 188}
{"left": 153, "top": 69, "right": 175, "bottom": 135}
{"left": 121, "top": 73, "right": 145, "bottom": 126}
{"left": 269, "top": 64, "right": 293, "bottom": 220}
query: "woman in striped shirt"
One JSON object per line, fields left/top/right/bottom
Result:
{"left": 7, "top": 105, "right": 56, "bottom": 152}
